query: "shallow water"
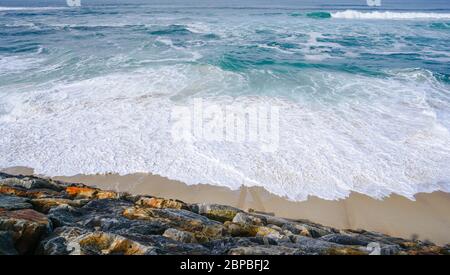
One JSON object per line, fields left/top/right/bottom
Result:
{"left": 0, "top": 0, "right": 449, "bottom": 201}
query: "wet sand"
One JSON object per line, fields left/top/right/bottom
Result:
{"left": 2, "top": 166, "right": 450, "bottom": 245}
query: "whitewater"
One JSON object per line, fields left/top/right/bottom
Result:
{"left": 1, "top": 2, "right": 450, "bottom": 201}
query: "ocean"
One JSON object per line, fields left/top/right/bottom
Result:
{"left": 0, "top": 0, "right": 449, "bottom": 201}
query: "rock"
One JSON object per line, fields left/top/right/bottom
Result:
{"left": 228, "top": 245, "right": 300, "bottom": 255}
{"left": 65, "top": 186, "right": 119, "bottom": 200}
{"left": 0, "top": 185, "right": 60, "bottom": 199}
{"left": 93, "top": 217, "right": 168, "bottom": 236}
{"left": 38, "top": 227, "right": 158, "bottom": 255}
{"left": 232, "top": 212, "right": 266, "bottom": 226}
{"left": 48, "top": 199, "right": 134, "bottom": 228}
{"left": 320, "top": 233, "right": 401, "bottom": 255}
{"left": 380, "top": 244, "right": 401, "bottom": 255}
{"left": 118, "top": 234, "right": 210, "bottom": 255}
{"left": 289, "top": 235, "right": 348, "bottom": 255}
{"left": 31, "top": 198, "right": 88, "bottom": 213}
{"left": 123, "top": 207, "right": 224, "bottom": 242}
{"left": 247, "top": 210, "right": 292, "bottom": 227}
{"left": 282, "top": 222, "right": 332, "bottom": 238}
{"left": 163, "top": 228, "right": 197, "bottom": 243}
{"left": 281, "top": 223, "right": 312, "bottom": 237}
{"left": 0, "top": 172, "right": 448, "bottom": 255}
{"left": 78, "top": 231, "right": 159, "bottom": 255}
{"left": 255, "top": 226, "right": 288, "bottom": 241}
{"left": 0, "top": 185, "right": 28, "bottom": 197}
{"left": 136, "top": 196, "right": 188, "bottom": 210}
{"left": 0, "top": 195, "right": 32, "bottom": 210}
{"left": 319, "top": 233, "right": 370, "bottom": 246}
{"left": 191, "top": 203, "right": 242, "bottom": 222}
{"left": 0, "top": 174, "right": 64, "bottom": 191}
{"left": 0, "top": 231, "right": 18, "bottom": 255}
{"left": 0, "top": 208, "right": 51, "bottom": 254}
{"left": 48, "top": 205, "right": 86, "bottom": 227}
{"left": 224, "top": 222, "right": 288, "bottom": 241}
{"left": 96, "top": 190, "right": 119, "bottom": 200}
{"left": 402, "top": 244, "right": 447, "bottom": 255}
{"left": 224, "top": 222, "right": 258, "bottom": 237}
{"left": 65, "top": 186, "right": 98, "bottom": 199}
{"left": 37, "top": 226, "right": 88, "bottom": 255}
{"left": 204, "top": 237, "right": 277, "bottom": 254}
{"left": 353, "top": 230, "right": 407, "bottom": 246}
{"left": 325, "top": 246, "right": 368, "bottom": 255}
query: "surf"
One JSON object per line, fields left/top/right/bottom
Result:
{"left": 331, "top": 10, "right": 450, "bottom": 20}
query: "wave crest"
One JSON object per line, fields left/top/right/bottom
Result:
{"left": 332, "top": 10, "right": 450, "bottom": 20}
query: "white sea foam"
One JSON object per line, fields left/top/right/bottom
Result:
{"left": 0, "top": 6, "right": 66, "bottom": 11}
{"left": 0, "top": 56, "right": 43, "bottom": 74}
{"left": 332, "top": 10, "right": 450, "bottom": 20}
{"left": 1, "top": 64, "right": 449, "bottom": 201}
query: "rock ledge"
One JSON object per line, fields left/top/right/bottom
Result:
{"left": 0, "top": 172, "right": 448, "bottom": 255}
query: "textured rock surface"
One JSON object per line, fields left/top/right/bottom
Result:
{"left": 163, "top": 228, "right": 198, "bottom": 243}
{"left": 0, "top": 195, "right": 32, "bottom": 210}
{"left": 0, "top": 172, "right": 448, "bottom": 255}
{"left": 0, "top": 208, "right": 51, "bottom": 254}
{"left": 0, "top": 231, "right": 18, "bottom": 255}
{"left": 191, "top": 203, "right": 242, "bottom": 222}
{"left": 136, "top": 196, "right": 188, "bottom": 210}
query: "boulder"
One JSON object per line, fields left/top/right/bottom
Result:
{"left": 191, "top": 203, "right": 242, "bottom": 222}
{"left": 136, "top": 196, "right": 188, "bottom": 210}
{"left": 48, "top": 205, "right": 86, "bottom": 227}
{"left": 0, "top": 195, "right": 32, "bottom": 210}
{"left": 31, "top": 198, "right": 88, "bottom": 213}
{"left": 0, "top": 185, "right": 28, "bottom": 197}
{"left": 289, "top": 235, "right": 346, "bottom": 255}
{"left": 65, "top": 186, "right": 98, "bottom": 199}
{"left": 232, "top": 212, "right": 266, "bottom": 226}
{"left": 325, "top": 246, "right": 368, "bottom": 255}
{"left": 255, "top": 226, "right": 289, "bottom": 241}
{"left": 228, "top": 245, "right": 301, "bottom": 255}
{"left": 319, "top": 233, "right": 370, "bottom": 246}
{"left": 0, "top": 231, "right": 18, "bottom": 255}
{"left": 38, "top": 227, "right": 158, "bottom": 255}
{"left": 163, "top": 228, "right": 197, "bottom": 243}
{"left": 37, "top": 226, "right": 88, "bottom": 255}
{"left": 87, "top": 217, "right": 168, "bottom": 236}
{"left": 247, "top": 210, "right": 291, "bottom": 227}
{"left": 224, "top": 222, "right": 258, "bottom": 237}
{"left": 0, "top": 174, "right": 64, "bottom": 191}
{"left": 282, "top": 222, "right": 332, "bottom": 238}
{"left": 48, "top": 199, "right": 134, "bottom": 228}
{"left": 204, "top": 237, "right": 277, "bottom": 254}
{"left": 123, "top": 207, "right": 224, "bottom": 241}
{"left": 0, "top": 185, "right": 60, "bottom": 199}
{"left": 78, "top": 231, "right": 159, "bottom": 255}
{"left": 0, "top": 208, "right": 51, "bottom": 254}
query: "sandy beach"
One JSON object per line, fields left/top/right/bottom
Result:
{"left": 2, "top": 166, "right": 450, "bottom": 245}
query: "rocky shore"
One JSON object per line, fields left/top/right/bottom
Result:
{"left": 0, "top": 172, "right": 448, "bottom": 255}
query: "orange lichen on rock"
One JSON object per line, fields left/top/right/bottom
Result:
{"left": 96, "top": 190, "right": 118, "bottom": 199}
{"left": 0, "top": 185, "right": 29, "bottom": 197}
{"left": 66, "top": 186, "right": 98, "bottom": 198}
{"left": 136, "top": 196, "right": 187, "bottom": 210}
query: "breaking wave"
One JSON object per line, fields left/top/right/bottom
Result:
{"left": 331, "top": 10, "right": 450, "bottom": 20}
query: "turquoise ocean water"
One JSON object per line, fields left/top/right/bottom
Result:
{"left": 1, "top": 0, "right": 450, "bottom": 200}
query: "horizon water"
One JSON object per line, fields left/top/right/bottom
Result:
{"left": 1, "top": 0, "right": 450, "bottom": 201}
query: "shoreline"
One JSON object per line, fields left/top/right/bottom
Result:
{"left": 1, "top": 170, "right": 448, "bottom": 255}
{"left": 2, "top": 166, "right": 450, "bottom": 245}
